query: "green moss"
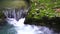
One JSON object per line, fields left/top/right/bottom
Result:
{"left": 0, "top": 12, "right": 6, "bottom": 19}
{"left": 0, "top": 0, "right": 27, "bottom": 8}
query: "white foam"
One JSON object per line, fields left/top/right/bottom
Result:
{"left": 7, "top": 18, "right": 53, "bottom": 34}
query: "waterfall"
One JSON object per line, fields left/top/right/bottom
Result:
{"left": 2, "top": 8, "right": 54, "bottom": 34}
{"left": 3, "top": 8, "right": 28, "bottom": 21}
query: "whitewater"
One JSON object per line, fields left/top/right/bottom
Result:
{"left": 6, "top": 18, "right": 53, "bottom": 34}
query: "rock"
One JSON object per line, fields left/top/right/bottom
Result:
{"left": 0, "top": 0, "right": 28, "bottom": 8}
{"left": 0, "top": 12, "right": 7, "bottom": 26}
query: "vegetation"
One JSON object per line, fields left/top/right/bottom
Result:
{"left": 27, "top": 0, "right": 60, "bottom": 19}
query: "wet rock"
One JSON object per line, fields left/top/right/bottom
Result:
{"left": 0, "top": 12, "right": 7, "bottom": 26}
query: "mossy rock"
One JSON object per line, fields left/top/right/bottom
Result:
{"left": 0, "top": 0, "right": 28, "bottom": 8}
{"left": 0, "top": 12, "right": 6, "bottom": 19}
{"left": 0, "top": 12, "right": 7, "bottom": 26}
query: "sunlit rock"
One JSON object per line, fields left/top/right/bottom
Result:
{"left": 0, "top": 0, "right": 28, "bottom": 8}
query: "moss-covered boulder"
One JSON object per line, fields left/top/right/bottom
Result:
{"left": 0, "top": 0, "right": 28, "bottom": 8}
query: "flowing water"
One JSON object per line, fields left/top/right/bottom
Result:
{"left": 6, "top": 18, "right": 53, "bottom": 34}
{"left": 0, "top": 8, "right": 58, "bottom": 34}
{"left": 3, "top": 8, "right": 28, "bottom": 20}
{"left": 8, "top": 18, "right": 53, "bottom": 34}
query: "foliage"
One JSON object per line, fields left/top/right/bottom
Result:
{"left": 27, "top": 0, "right": 60, "bottom": 19}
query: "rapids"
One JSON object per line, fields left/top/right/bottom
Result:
{"left": 6, "top": 18, "right": 53, "bottom": 34}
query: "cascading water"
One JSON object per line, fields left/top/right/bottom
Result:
{"left": 6, "top": 18, "right": 53, "bottom": 34}
{"left": 2, "top": 8, "right": 54, "bottom": 34}
{"left": 3, "top": 8, "right": 27, "bottom": 20}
